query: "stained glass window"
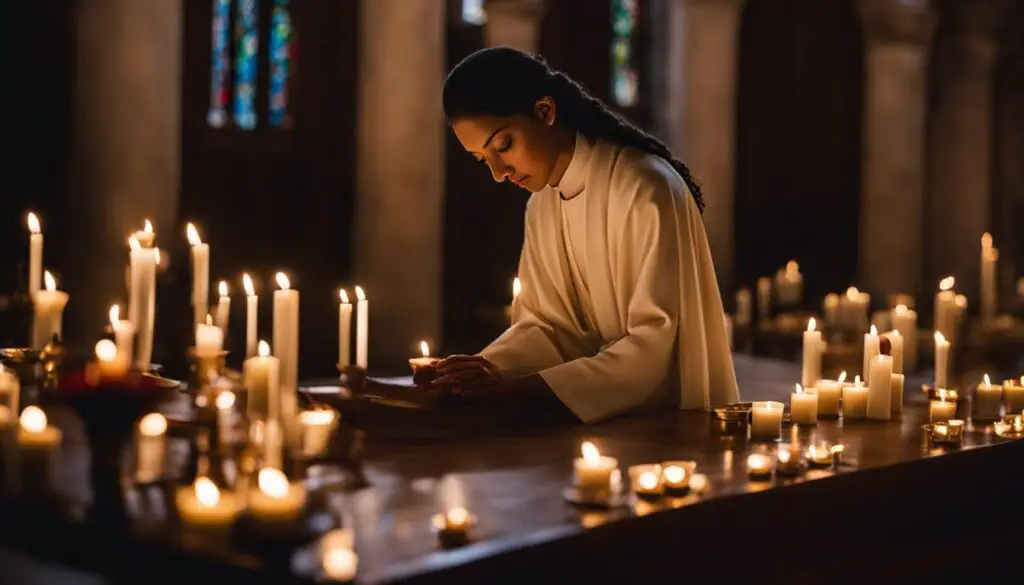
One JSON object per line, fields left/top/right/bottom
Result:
{"left": 611, "top": 0, "right": 639, "bottom": 107}
{"left": 268, "top": 0, "right": 293, "bottom": 128}
{"left": 462, "top": 0, "right": 486, "bottom": 25}
{"left": 207, "top": 0, "right": 231, "bottom": 127}
{"left": 233, "top": 0, "right": 259, "bottom": 130}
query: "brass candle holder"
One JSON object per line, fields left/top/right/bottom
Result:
{"left": 924, "top": 419, "right": 964, "bottom": 445}
{"left": 993, "top": 414, "right": 1024, "bottom": 439}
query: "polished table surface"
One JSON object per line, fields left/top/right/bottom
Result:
{"left": 2, "top": 355, "right": 1021, "bottom": 584}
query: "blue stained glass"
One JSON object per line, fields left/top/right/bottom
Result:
{"left": 268, "top": 0, "right": 292, "bottom": 128}
{"left": 610, "top": 0, "right": 639, "bottom": 107}
{"left": 207, "top": 0, "right": 231, "bottom": 127}
{"left": 233, "top": 0, "right": 259, "bottom": 130}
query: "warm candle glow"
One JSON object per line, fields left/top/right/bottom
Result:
{"left": 581, "top": 441, "right": 600, "bottom": 464}
{"left": 894, "top": 304, "right": 909, "bottom": 316}
{"left": 153, "top": 248, "right": 161, "bottom": 265}
{"left": 982, "top": 374, "right": 991, "bottom": 386}
{"left": 44, "top": 271, "right": 56, "bottom": 292}
{"left": 128, "top": 236, "right": 141, "bottom": 251}
{"left": 419, "top": 341, "right": 430, "bottom": 358}
{"left": 95, "top": 339, "right": 118, "bottom": 363}
{"left": 638, "top": 471, "right": 659, "bottom": 491}
{"left": 845, "top": 287, "right": 859, "bottom": 301}
{"left": 299, "top": 409, "right": 336, "bottom": 426}
{"left": 662, "top": 465, "right": 685, "bottom": 484}
{"left": 747, "top": 453, "right": 769, "bottom": 469}
{"left": 215, "top": 391, "right": 236, "bottom": 410}
{"left": 853, "top": 375, "right": 862, "bottom": 386}
{"left": 139, "top": 413, "right": 167, "bottom": 437}
{"left": 186, "top": 223, "right": 202, "bottom": 246}
{"left": 355, "top": 286, "right": 366, "bottom": 302}
{"left": 275, "top": 272, "right": 290, "bottom": 290}
{"left": 869, "top": 324, "right": 877, "bottom": 336}
{"left": 259, "top": 340, "right": 270, "bottom": 358}
{"left": 934, "top": 331, "right": 947, "bottom": 345}
{"left": 838, "top": 371, "right": 847, "bottom": 384}
{"left": 142, "top": 219, "right": 153, "bottom": 234}
{"left": 777, "top": 449, "right": 791, "bottom": 464}
{"left": 194, "top": 477, "right": 220, "bottom": 507}
{"left": 890, "top": 329, "right": 901, "bottom": 339}
{"left": 512, "top": 277, "right": 521, "bottom": 298}
{"left": 954, "top": 294, "right": 967, "bottom": 309}
{"left": 446, "top": 506, "right": 469, "bottom": 526}
{"left": 109, "top": 304, "right": 120, "bottom": 327}
{"left": 339, "top": 289, "right": 349, "bottom": 303}
{"left": 981, "top": 232, "right": 992, "bottom": 248}
{"left": 258, "top": 468, "right": 289, "bottom": 499}
{"left": 27, "top": 212, "right": 41, "bottom": 234}
{"left": 806, "top": 317, "right": 816, "bottom": 333}
{"left": 205, "top": 314, "right": 213, "bottom": 326}
{"left": 795, "top": 383, "right": 804, "bottom": 394}
{"left": 830, "top": 444, "right": 845, "bottom": 455}
{"left": 785, "top": 260, "right": 799, "bottom": 274}
{"left": 218, "top": 281, "right": 228, "bottom": 297}
{"left": 939, "top": 276, "right": 954, "bottom": 292}
{"left": 243, "top": 273, "right": 255, "bottom": 297}
{"left": 20, "top": 406, "right": 47, "bottom": 433}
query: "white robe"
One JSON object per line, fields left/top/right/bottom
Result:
{"left": 481, "top": 134, "right": 740, "bottom": 423}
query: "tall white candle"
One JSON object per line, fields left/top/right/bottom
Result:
{"left": 187, "top": 223, "right": 210, "bottom": 327}
{"left": 934, "top": 331, "right": 950, "bottom": 390}
{"left": 823, "top": 294, "right": 839, "bottom": 329}
{"left": 132, "top": 219, "right": 156, "bottom": 249}
{"left": 884, "top": 329, "right": 904, "bottom": 375}
{"left": 790, "top": 384, "right": 818, "bottom": 425}
{"left": 243, "top": 341, "right": 280, "bottom": 425}
{"left": 355, "top": 286, "right": 369, "bottom": 369}
{"left": 135, "top": 413, "right": 166, "bottom": 483}
{"left": 842, "top": 376, "right": 868, "bottom": 420}
{"left": 338, "top": 289, "right": 352, "bottom": 367}
{"left": 890, "top": 373, "right": 905, "bottom": 414}
{"left": 215, "top": 281, "right": 231, "bottom": 333}
{"left": 862, "top": 325, "right": 879, "bottom": 381}
{"left": 934, "top": 276, "right": 956, "bottom": 341}
{"left": 973, "top": 374, "right": 1003, "bottom": 421}
{"left": 32, "top": 271, "right": 69, "bottom": 349}
{"left": 801, "top": 318, "right": 822, "bottom": 388}
{"left": 735, "top": 288, "right": 752, "bottom": 326}
{"left": 756, "top": 277, "right": 772, "bottom": 322}
{"left": 892, "top": 304, "right": 917, "bottom": 372}
{"left": 128, "top": 237, "right": 157, "bottom": 371}
{"left": 273, "top": 273, "right": 299, "bottom": 437}
{"left": 26, "top": 212, "right": 42, "bottom": 299}
{"left": 980, "top": 233, "right": 997, "bottom": 325}
{"left": 109, "top": 305, "right": 135, "bottom": 370}
{"left": 750, "top": 401, "right": 784, "bottom": 439}
{"left": 243, "top": 274, "right": 258, "bottom": 359}
{"left": 195, "top": 315, "right": 224, "bottom": 355}
{"left": 866, "top": 354, "right": 893, "bottom": 420}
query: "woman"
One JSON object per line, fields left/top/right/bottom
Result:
{"left": 433, "top": 47, "right": 738, "bottom": 423}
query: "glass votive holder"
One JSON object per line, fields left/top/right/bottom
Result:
{"left": 659, "top": 460, "right": 697, "bottom": 496}
{"left": 628, "top": 464, "right": 663, "bottom": 499}
{"left": 926, "top": 419, "right": 964, "bottom": 445}
{"left": 805, "top": 441, "right": 835, "bottom": 468}
{"left": 431, "top": 506, "right": 475, "bottom": 548}
{"left": 688, "top": 473, "right": 709, "bottom": 495}
{"left": 993, "top": 413, "right": 1024, "bottom": 439}
{"left": 774, "top": 443, "right": 806, "bottom": 477}
{"left": 297, "top": 407, "right": 337, "bottom": 458}
{"left": 750, "top": 401, "right": 784, "bottom": 441}
{"left": 746, "top": 452, "right": 773, "bottom": 481}
{"left": 928, "top": 392, "right": 958, "bottom": 423}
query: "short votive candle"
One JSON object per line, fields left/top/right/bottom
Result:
{"left": 176, "top": 477, "right": 242, "bottom": 528}
{"left": 660, "top": 460, "right": 696, "bottom": 494}
{"left": 135, "top": 412, "right": 167, "bottom": 483}
{"left": 628, "top": 464, "right": 663, "bottom": 498}
{"left": 249, "top": 468, "right": 306, "bottom": 523}
{"left": 746, "top": 452, "right": 773, "bottom": 480}
{"left": 573, "top": 441, "right": 619, "bottom": 501}
{"left": 973, "top": 375, "right": 1003, "bottom": 422}
{"left": 841, "top": 377, "right": 868, "bottom": 420}
{"left": 1003, "top": 377, "right": 1024, "bottom": 413}
{"left": 790, "top": 384, "right": 818, "bottom": 425}
{"left": 929, "top": 390, "right": 958, "bottom": 423}
{"left": 750, "top": 401, "right": 784, "bottom": 440}
{"left": 298, "top": 408, "right": 337, "bottom": 457}
{"left": 810, "top": 374, "right": 844, "bottom": 417}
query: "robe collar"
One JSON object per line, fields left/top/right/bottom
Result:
{"left": 554, "top": 133, "right": 590, "bottom": 200}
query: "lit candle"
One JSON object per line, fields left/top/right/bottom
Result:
{"left": 408, "top": 340, "right": 440, "bottom": 374}
{"left": 862, "top": 325, "right": 879, "bottom": 382}
{"left": 509, "top": 276, "right": 523, "bottom": 323}
{"left": 746, "top": 453, "right": 772, "bottom": 480}
{"left": 176, "top": 477, "right": 241, "bottom": 528}
{"left": 298, "top": 408, "right": 336, "bottom": 457}
{"left": 892, "top": 304, "right": 918, "bottom": 372}
{"left": 806, "top": 442, "right": 835, "bottom": 467}
{"left": 17, "top": 406, "right": 62, "bottom": 493}
{"left": 127, "top": 236, "right": 156, "bottom": 371}
{"left": 1003, "top": 377, "right": 1024, "bottom": 414}
{"left": 272, "top": 273, "right": 299, "bottom": 439}
{"left": 94, "top": 339, "right": 128, "bottom": 379}
{"left": 214, "top": 281, "right": 230, "bottom": 333}
{"left": 322, "top": 546, "right": 359, "bottom": 583}
{"left": 215, "top": 390, "right": 235, "bottom": 446}
{"left": 823, "top": 293, "right": 839, "bottom": 328}
{"left": 842, "top": 376, "right": 868, "bottom": 420}
{"left": 866, "top": 354, "right": 893, "bottom": 420}
{"left": 790, "top": 384, "right": 818, "bottom": 425}
{"left": 242, "top": 274, "right": 258, "bottom": 359}
{"left": 195, "top": 314, "right": 224, "bottom": 356}
{"left": 26, "top": 212, "right": 43, "bottom": 299}
{"left": 132, "top": 219, "right": 156, "bottom": 248}
{"left": 934, "top": 277, "right": 956, "bottom": 341}
{"left": 249, "top": 468, "right": 306, "bottom": 523}
{"left": 884, "top": 329, "right": 904, "bottom": 375}
{"left": 108, "top": 305, "right": 135, "bottom": 370}
{"left": 688, "top": 473, "right": 709, "bottom": 495}
{"left": 775, "top": 443, "right": 805, "bottom": 476}
{"left": 929, "top": 419, "right": 964, "bottom": 444}
{"left": 242, "top": 340, "right": 280, "bottom": 429}
{"left": 801, "top": 318, "right": 822, "bottom": 388}
{"left": 338, "top": 289, "right": 352, "bottom": 367}
{"left": 750, "top": 401, "right": 784, "bottom": 440}
{"left": 809, "top": 371, "right": 845, "bottom": 418}
{"left": 31, "top": 271, "right": 69, "bottom": 349}
{"left": 934, "top": 331, "right": 950, "bottom": 389}
{"left": 186, "top": 223, "right": 210, "bottom": 327}
{"left": 432, "top": 506, "right": 475, "bottom": 547}
{"left": 757, "top": 277, "right": 772, "bottom": 322}
{"left": 980, "top": 233, "right": 997, "bottom": 325}
{"left": 354, "top": 286, "right": 369, "bottom": 369}
{"left": 628, "top": 464, "right": 663, "bottom": 498}
{"left": 890, "top": 373, "right": 905, "bottom": 414}
{"left": 660, "top": 460, "right": 696, "bottom": 494}
{"left": 843, "top": 286, "right": 870, "bottom": 332}
{"left": 929, "top": 389, "right": 958, "bottom": 423}
{"left": 973, "top": 374, "right": 1003, "bottom": 422}
{"left": 573, "top": 441, "right": 619, "bottom": 501}
{"left": 135, "top": 413, "right": 166, "bottom": 483}
{"left": 0, "top": 364, "right": 19, "bottom": 417}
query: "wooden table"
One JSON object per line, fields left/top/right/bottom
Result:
{"left": 1, "top": 355, "right": 1022, "bottom": 585}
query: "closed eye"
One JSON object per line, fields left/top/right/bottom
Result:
{"left": 496, "top": 138, "right": 512, "bottom": 153}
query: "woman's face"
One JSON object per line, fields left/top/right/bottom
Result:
{"left": 451, "top": 99, "right": 563, "bottom": 193}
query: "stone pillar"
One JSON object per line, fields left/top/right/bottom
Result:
{"left": 663, "top": 0, "right": 745, "bottom": 293}
{"left": 356, "top": 0, "right": 446, "bottom": 369}
{"left": 926, "top": 0, "right": 1006, "bottom": 300}
{"left": 857, "top": 0, "right": 936, "bottom": 301}
{"left": 483, "top": 0, "right": 546, "bottom": 54}
{"left": 68, "top": 0, "right": 182, "bottom": 334}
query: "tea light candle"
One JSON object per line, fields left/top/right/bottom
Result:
{"left": 214, "top": 281, "right": 230, "bottom": 332}
{"left": 432, "top": 506, "right": 474, "bottom": 546}
{"left": 842, "top": 376, "right": 868, "bottom": 420}
{"left": 135, "top": 413, "right": 166, "bottom": 483}
{"left": 108, "top": 305, "right": 134, "bottom": 369}
{"left": 195, "top": 315, "right": 224, "bottom": 356}
{"left": 934, "top": 331, "right": 950, "bottom": 389}
{"left": 17, "top": 406, "right": 62, "bottom": 493}
{"left": 806, "top": 442, "right": 834, "bottom": 467}
{"left": 790, "top": 384, "right": 818, "bottom": 425}
{"left": 573, "top": 441, "right": 619, "bottom": 501}
{"left": 746, "top": 453, "right": 773, "bottom": 480}
{"left": 322, "top": 546, "right": 359, "bottom": 583}
{"left": 242, "top": 274, "right": 258, "bottom": 359}
{"left": 186, "top": 223, "right": 209, "bottom": 327}
{"left": 408, "top": 340, "right": 440, "bottom": 374}
{"left": 750, "top": 401, "right": 784, "bottom": 440}
{"left": 338, "top": 289, "right": 352, "bottom": 367}
{"left": 929, "top": 419, "right": 964, "bottom": 444}
{"left": 866, "top": 354, "right": 893, "bottom": 420}
{"left": 929, "top": 390, "right": 958, "bottom": 423}
{"left": 973, "top": 374, "right": 1003, "bottom": 422}
{"left": 660, "top": 460, "right": 696, "bottom": 494}
{"left": 774, "top": 443, "right": 805, "bottom": 476}
{"left": 810, "top": 371, "right": 845, "bottom": 418}
{"left": 890, "top": 373, "right": 905, "bottom": 414}
{"left": 298, "top": 408, "right": 336, "bottom": 457}
{"left": 176, "top": 477, "right": 241, "bottom": 527}
{"left": 32, "top": 271, "right": 69, "bottom": 349}
{"left": 628, "top": 464, "right": 663, "bottom": 498}
{"left": 249, "top": 468, "right": 306, "bottom": 523}
{"left": 0, "top": 364, "right": 21, "bottom": 416}
{"left": 688, "top": 473, "right": 709, "bottom": 495}
{"left": 215, "top": 390, "right": 235, "bottom": 445}
{"left": 93, "top": 339, "right": 128, "bottom": 379}
{"left": 1004, "top": 377, "right": 1024, "bottom": 414}
{"left": 801, "top": 318, "right": 822, "bottom": 388}
{"left": 26, "top": 212, "right": 42, "bottom": 299}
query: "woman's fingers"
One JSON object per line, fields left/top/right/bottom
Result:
{"left": 432, "top": 367, "right": 490, "bottom": 387}
{"left": 435, "top": 354, "right": 489, "bottom": 373}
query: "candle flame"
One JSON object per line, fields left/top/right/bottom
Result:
{"left": 109, "top": 304, "right": 120, "bottom": 327}
{"left": 205, "top": 314, "right": 213, "bottom": 326}
{"left": 95, "top": 339, "right": 118, "bottom": 363}
{"left": 838, "top": 371, "right": 847, "bottom": 384}
{"left": 845, "top": 287, "right": 859, "bottom": 301}
{"left": 1014, "top": 416, "right": 1023, "bottom": 433}
{"left": 983, "top": 374, "right": 991, "bottom": 386}
{"left": 869, "top": 324, "right": 877, "bottom": 336}
{"left": 258, "top": 468, "right": 290, "bottom": 499}
{"left": 581, "top": 441, "right": 600, "bottom": 464}
{"left": 186, "top": 223, "right": 202, "bottom": 246}
{"left": 981, "top": 232, "right": 992, "bottom": 248}
{"left": 777, "top": 449, "right": 791, "bottom": 463}
{"left": 663, "top": 465, "right": 685, "bottom": 484}
{"left": 218, "top": 280, "right": 228, "bottom": 297}
{"left": 128, "top": 236, "right": 141, "bottom": 251}
{"left": 512, "top": 277, "right": 522, "bottom": 298}
{"left": 830, "top": 444, "right": 844, "bottom": 455}
{"left": 20, "top": 406, "right": 47, "bottom": 433}
{"left": 215, "top": 390, "right": 235, "bottom": 410}
{"left": 420, "top": 340, "right": 430, "bottom": 358}
{"left": 934, "top": 331, "right": 947, "bottom": 344}
{"left": 27, "top": 212, "right": 40, "bottom": 234}
{"left": 446, "top": 506, "right": 469, "bottom": 526}
{"left": 43, "top": 271, "right": 56, "bottom": 292}
{"left": 339, "top": 288, "right": 349, "bottom": 303}
{"left": 143, "top": 219, "right": 153, "bottom": 234}
{"left": 139, "top": 413, "right": 167, "bottom": 436}
{"left": 785, "top": 260, "right": 799, "bottom": 274}
{"left": 807, "top": 317, "right": 816, "bottom": 333}
{"left": 355, "top": 286, "right": 366, "bottom": 302}
{"left": 194, "top": 477, "right": 220, "bottom": 507}
{"left": 299, "top": 409, "right": 336, "bottom": 426}
{"left": 322, "top": 548, "right": 358, "bottom": 580}
{"left": 638, "top": 471, "right": 659, "bottom": 491}
{"left": 258, "top": 340, "right": 270, "bottom": 358}
{"left": 895, "top": 304, "right": 909, "bottom": 315}
{"left": 746, "top": 453, "right": 768, "bottom": 469}
{"left": 854, "top": 375, "right": 862, "bottom": 386}
{"left": 275, "top": 272, "right": 290, "bottom": 290}
{"left": 939, "top": 276, "right": 954, "bottom": 292}
{"left": 243, "top": 273, "right": 255, "bottom": 297}
{"left": 795, "top": 383, "right": 804, "bottom": 395}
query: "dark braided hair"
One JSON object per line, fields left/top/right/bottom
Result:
{"left": 443, "top": 47, "right": 705, "bottom": 213}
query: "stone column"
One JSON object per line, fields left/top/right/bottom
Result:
{"left": 926, "top": 0, "right": 1006, "bottom": 300}
{"left": 857, "top": 0, "right": 936, "bottom": 301}
{"left": 68, "top": 0, "right": 182, "bottom": 333}
{"left": 356, "top": 0, "right": 446, "bottom": 369}
{"left": 483, "top": 0, "right": 546, "bottom": 54}
{"left": 662, "top": 0, "right": 745, "bottom": 293}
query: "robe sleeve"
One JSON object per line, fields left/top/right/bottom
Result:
{"left": 479, "top": 206, "right": 569, "bottom": 376}
{"left": 539, "top": 168, "right": 681, "bottom": 423}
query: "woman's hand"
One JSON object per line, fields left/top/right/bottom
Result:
{"left": 431, "top": 354, "right": 506, "bottom": 393}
